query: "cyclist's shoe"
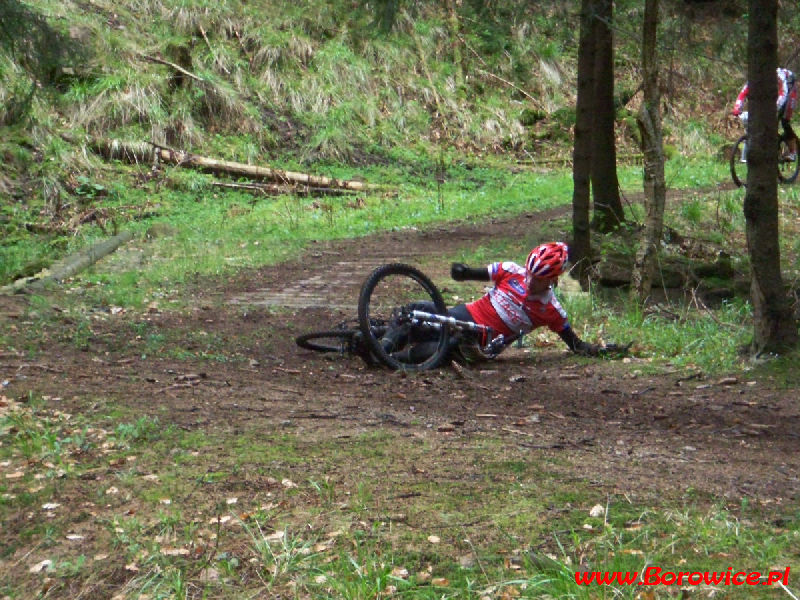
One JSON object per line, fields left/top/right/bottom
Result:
{"left": 350, "top": 329, "right": 367, "bottom": 353}
{"left": 782, "top": 152, "right": 797, "bottom": 162}
{"left": 380, "top": 321, "right": 411, "bottom": 354}
{"left": 739, "top": 157, "right": 747, "bottom": 163}
{"left": 351, "top": 330, "right": 378, "bottom": 366}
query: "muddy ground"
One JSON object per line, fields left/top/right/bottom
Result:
{"left": 1, "top": 205, "right": 798, "bottom": 513}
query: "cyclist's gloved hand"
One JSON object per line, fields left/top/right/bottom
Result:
{"left": 574, "top": 340, "right": 604, "bottom": 357}
{"left": 451, "top": 263, "right": 490, "bottom": 282}
{"left": 451, "top": 263, "right": 469, "bottom": 281}
{"left": 604, "top": 342, "right": 633, "bottom": 355}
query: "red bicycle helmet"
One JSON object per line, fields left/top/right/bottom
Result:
{"left": 525, "top": 242, "right": 569, "bottom": 278}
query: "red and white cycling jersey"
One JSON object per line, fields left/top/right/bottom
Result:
{"left": 465, "top": 262, "right": 569, "bottom": 338}
{"left": 733, "top": 67, "right": 797, "bottom": 119}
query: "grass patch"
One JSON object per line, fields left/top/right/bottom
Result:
{"left": 560, "top": 290, "right": 754, "bottom": 374}
{"left": 2, "top": 397, "right": 796, "bottom": 598}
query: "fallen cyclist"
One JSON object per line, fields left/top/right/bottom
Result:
{"left": 380, "top": 242, "right": 624, "bottom": 364}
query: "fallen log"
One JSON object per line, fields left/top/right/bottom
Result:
{"left": 89, "top": 138, "right": 154, "bottom": 164}
{"left": 152, "top": 144, "right": 373, "bottom": 191}
{"left": 89, "top": 138, "right": 376, "bottom": 192}
{"left": 1, "top": 231, "right": 133, "bottom": 294}
{"left": 209, "top": 181, "right": 359, "bottom": 197}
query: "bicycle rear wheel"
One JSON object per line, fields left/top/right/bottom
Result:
{"left": 357, "top": 263, "right": 450, "bottom": 371}
{"left": 778, "top": 136, "right": 799, "bottom": 183}
{"left": 730, "top": 134, "right": 748, "bottom": 187}
{"left": 296, "top": 330, "right": 358, "bottom": 353}
{"left": 296, "top": 327, "right": 381, "bottom": 366}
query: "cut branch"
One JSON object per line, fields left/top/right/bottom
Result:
{"left": 198, "top": 25, "right": 229, "bottom": 74}
{"left": 516, "top": 153, "right": 643, "bottom": 166}
{"left": 138, "top": 54, "right": 205, "bottom": 82}
{"left": 458, "top": 33, "right": 543, "bottom": 110}
{"left": 476, "top": 68, "right": 540, "bottom": 108}
{"left": 209, "top": 181, "right": 358, "bottom": 197}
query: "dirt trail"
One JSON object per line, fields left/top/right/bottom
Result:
{"left": 1, "top": 199, "right": 798, "bottom": 508}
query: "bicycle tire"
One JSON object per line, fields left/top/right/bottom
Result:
{"left": 296, "top": 330, "right": 358, "bottom": 353}
{"left": 357, "top": 263, "right": 450, "bottom": 371}
{"left": 778, "top": 136, "right": 800, "bottom": 183}
{"left": 730, "top": 134, "right": 748, "bottom": 187}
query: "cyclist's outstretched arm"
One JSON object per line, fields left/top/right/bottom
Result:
{"left": 451, "top": 263, "right": 490, "bottom": 281}
{"left": 559, "top": 325, "right": 602, "bottom": 356}
{"left": 559, "top": 326, "right": 632, "bottom": 357}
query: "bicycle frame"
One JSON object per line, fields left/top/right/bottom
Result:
{"left": 407, "top": 309, "right": 521, "bottom": 358}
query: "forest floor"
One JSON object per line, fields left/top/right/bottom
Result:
{"left": 1, "top": 201, "right": 798, "bottom": 598}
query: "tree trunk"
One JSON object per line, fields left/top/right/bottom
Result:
{"left": 445, "top": 0, "right": 465, "bottom": 90}
{"left": 743, "top": 0, "right": 798, "bottom": 354}
{"left": 631, "top": 0, "right": 666, "bottom": 302}
{"left": 590, "top": 0, "right": 625, "bottom": 233}
{"left": 570, "top": 0, "right": 596, "bottom": 284}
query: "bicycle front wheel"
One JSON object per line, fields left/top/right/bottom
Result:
{"left": 357, "top": 263, "right": 450, "bottom": 371}
{"left": 778, "top": 137, "right": 799, "bottom": 183}
{"left": 730, "top": 135, "right": 748, "bottom": 187}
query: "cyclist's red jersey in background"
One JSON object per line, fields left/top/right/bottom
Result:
{"left": 733, "top": 67, "right": 797, "bottom": 119}
{"left": 465, "top": 262, "right": 570, "bottom": 338}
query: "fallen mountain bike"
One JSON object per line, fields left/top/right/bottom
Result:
{"left": 296, "top": 263, "right": 519, "bottom": 371}
{"left": 296, "top": 263, "right": 630, "bottom": 371}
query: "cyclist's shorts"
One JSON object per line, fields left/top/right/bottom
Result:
{"left": 784, "top": 86, "right": 798, "bottom": 121}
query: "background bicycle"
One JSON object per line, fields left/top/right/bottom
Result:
{"left": 730, "top": 111, "right": 800, "bottom": 187}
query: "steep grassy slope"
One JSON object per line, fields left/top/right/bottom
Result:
{"left": 2, "top": 0, "right": 799, "bottom": 286}
{"left": 1, "top": 1, "right": 763, "bottom": 172}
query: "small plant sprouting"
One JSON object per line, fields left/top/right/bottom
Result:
{"left": 114, "top": 416, "right": 162, "bottom": 446}
{"left": 74, "top": 176, "right": 107, "bottom": 201}
{"left": 309, "top": 477, "right": 336, "bottom": 507}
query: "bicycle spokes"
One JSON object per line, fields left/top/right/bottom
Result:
{"left": 357, "top": 263, "right": 450, "bottom": 371}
